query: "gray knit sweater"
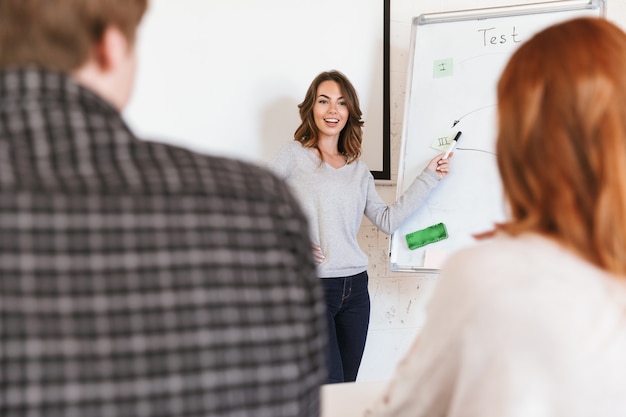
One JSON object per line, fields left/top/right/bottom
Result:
{"left": 269, "top": 141, "right": 440, "bottom": 278}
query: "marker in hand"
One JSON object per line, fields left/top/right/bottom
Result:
{"left": 443, "top": 131, "right": 462, "bottom": 160}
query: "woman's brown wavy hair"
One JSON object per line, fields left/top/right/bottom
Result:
{"left": 496, "top": 17, "right": 626, "bottom": 275}
{"left": 294, "top": 70, "right": 364, "bottom": 163}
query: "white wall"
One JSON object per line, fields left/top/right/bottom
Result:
{"left": 123, "top": 0, "right": 386, "bottom": 172}
{"left": 357, "top": 0, "right": 625, "bottom": 382}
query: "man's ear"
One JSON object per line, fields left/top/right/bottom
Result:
{"left": 73, "top": 25, "right": 137, "bottom": 110}
{"left": 93, "top": 26, "right": 130, "bottom": 73}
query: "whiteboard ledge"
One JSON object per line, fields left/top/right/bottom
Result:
{"left": 390, "top": 265, "right": 440, "bottom": 274}
{"left": 416, "top": 0, "right": 603, "bottom": 25}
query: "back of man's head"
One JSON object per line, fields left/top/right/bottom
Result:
{"left": 0, "top": 0, "right": 148, "bottom": 72}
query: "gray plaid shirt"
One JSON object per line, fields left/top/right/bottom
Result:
{"left": 0, "top": 68, "right": 326, "bottom": 417}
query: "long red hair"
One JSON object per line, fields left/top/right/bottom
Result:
{"left": 495, "top": 17, "right": 626, "bottom": 275}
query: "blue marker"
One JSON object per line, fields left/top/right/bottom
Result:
{"left": 443, "top": 131, "right": 462, "bottom": 160}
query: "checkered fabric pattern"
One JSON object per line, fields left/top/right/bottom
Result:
{"left": 0, "top": 68, "right": 326, "bottom": 417}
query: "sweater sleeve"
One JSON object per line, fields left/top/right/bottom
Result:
{"left": 364, "top": 168, "right": 440, "bottom": 234}
{"left": 364, "top": 243, "right": 486, "bottom": 417}
{"left": 267, "top": 142, "right": 297, "bottom": 179}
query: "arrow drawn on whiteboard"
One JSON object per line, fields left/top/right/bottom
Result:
{"left": 451, "top": 103, "right": 496, "bottom": 128}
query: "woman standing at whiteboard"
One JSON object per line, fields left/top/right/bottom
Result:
{"left": 269, "top": 70, "right": 452, "bottom": 383}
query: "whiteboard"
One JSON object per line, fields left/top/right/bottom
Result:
{"left": 389, "top": 0, "right": 605, "bottom": 272}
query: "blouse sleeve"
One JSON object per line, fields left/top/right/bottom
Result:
{"left": 364, "top": 168, "right": 440, "bottom": 235}
{"left": 268, "top": 142, "right": 297, "bottom": 179}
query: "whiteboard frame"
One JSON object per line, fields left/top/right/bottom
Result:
{"left": 417, "top": 0, "right": 604, "bottom": 25}
{"left": 390, "top": 0, "right": 606, "bottom": 273}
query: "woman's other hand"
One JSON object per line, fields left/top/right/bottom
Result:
{"left": 312, "top": 244, "right": 325, "bottom": 264}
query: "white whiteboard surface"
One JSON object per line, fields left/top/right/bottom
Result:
{"left": 122, "top": 0, "right": 386, "bottom": 174}
{"left": 390, "top": 0, "right": 605, "bottom": 272}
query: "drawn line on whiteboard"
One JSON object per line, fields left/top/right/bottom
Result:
{"left": 455, "top": 147, "right": 496, "bottom": 156}
{"left": 451, "top": 104, "right": 496, "bottom": 127}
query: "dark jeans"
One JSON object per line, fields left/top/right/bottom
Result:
{"left": 322, "top": 271, "right": 371, "bottom": 384}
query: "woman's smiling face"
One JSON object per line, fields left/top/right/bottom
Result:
{"left": 313, "top": 80, "right": 349, "bottom": 140}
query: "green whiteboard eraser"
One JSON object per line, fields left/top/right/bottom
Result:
{"left": 405, "top": 222, "right": 448, "bottom": 250}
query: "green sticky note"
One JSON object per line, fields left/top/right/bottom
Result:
{"left": 406, "top": 222, "right": 448, "bottom": 250}
{"left": 433, "top": 58, "right": 454, "bottom": 78}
